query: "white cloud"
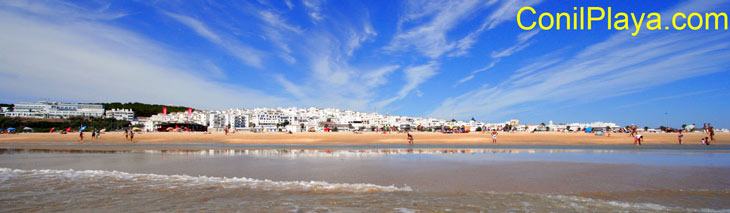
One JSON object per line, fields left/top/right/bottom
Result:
{"left": 0, "top": 6, "right": 287, "bottom": 109}
{"left": 274, "top": 27, "right": 398, "bottom": 111}
{"left": 1, "top": 0, "right": 128, "bottom": 20}
{"left": 163, "top": 11, "right": 264, "bottom": 68}
{"left": 376, "top": 61, "right": 439, "bottom": 108}
{"left": 256, "top": 10, "right": 304, "bottom": 63}
{"left": 449, "top": 0, "right": 543, "bottom": 57}
{"left": 386, "top": 0, "right": 483, "bottom": 59}
{"left": 457, "top": 30, "right": 539, "bottom": 85}
{"left": 483, "top": 0, "right": 542, "bottom": 30}
{"left": 163, "top": 12, "right": 222, "bottom": 43}
{"left": 302, "top": 0, "right": 324, "bottom": 22}
{"left": 455, "top": 59, "right": 500, "bottom": 86}
{"left": 285, "top": 0, "right": 294, "bottom": 10}
{"left": 430, "top": 30, "right": 730, "bottom": 120}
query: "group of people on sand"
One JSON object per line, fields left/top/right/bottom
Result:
{"left": 123, "top": 129, "right": 135, "bottom": 143}
{"left": 405, "top": 130, "right": 499, "bottom": 145}
{"left": 676, "top": 123, "right": 716, "bottom": 146}
{"left": 78, "top": 128, "right": 102, "bottom": 143}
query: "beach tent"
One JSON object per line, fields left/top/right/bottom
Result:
{"left": 22, "top": 127, "right": 33, "bottom": 133}
{"left": 584, "top": 127, "right": 593, "bottom": 133}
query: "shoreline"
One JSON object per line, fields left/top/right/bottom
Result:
{"left": 0, "top": 131, "right": 725, "bottom": 151}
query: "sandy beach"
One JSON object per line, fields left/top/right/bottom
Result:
{"left": 0, "top": 131, "right": 725, "bottom": 148}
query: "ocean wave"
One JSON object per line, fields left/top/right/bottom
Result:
{"left": 0, "top": 168, "right": 411, "bottom": 193}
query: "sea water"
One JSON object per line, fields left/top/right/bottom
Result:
{"left": 0, "top": 147, "right": 728, "bottom": 212}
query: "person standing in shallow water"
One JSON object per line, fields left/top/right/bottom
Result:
{"left": 407, "top": 132, "right": 414, "bottom": 145}
{"left": 678, "top": 130, "right": 684, "bottom": 144}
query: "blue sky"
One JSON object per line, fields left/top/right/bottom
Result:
{"left": 0, "top": 0, "right": 728, "bottom": 127}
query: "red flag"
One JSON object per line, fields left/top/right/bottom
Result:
{"left": 162, "top": 107, "right": 167, "bottom": 119}
{"left": 175, "top": 125, "right": 179, "bottom": 129}
{"left": 187, "top": 108, "right": 192, "bottom": 119}
{"left": 65, "top": 127, "right": 71, "bottom": 133}
{"left": 49, "top": 127, "right": 54, "bottom": 133}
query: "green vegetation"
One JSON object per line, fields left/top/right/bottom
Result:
{"left": 96, "top": 102, "right": 193, "bottom": 117}
{"left": 0, "top": 103, "right": 12, "bottom": 110}
{"left": 0, "top": 116, "right": 130, "bottom": 132}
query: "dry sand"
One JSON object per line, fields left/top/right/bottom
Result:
{"left": 0, "top": 131, "right": 725, "bottom": 148}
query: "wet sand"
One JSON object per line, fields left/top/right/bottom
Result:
{"left": 0, "top": 132, "right": 725, "bottom": 150}
{"left": 2, "top": 149, "right": 729, "bottom": 210}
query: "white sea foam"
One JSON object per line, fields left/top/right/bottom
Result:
{"left": 0, "top": 168, "right": 412, "bottom": 193}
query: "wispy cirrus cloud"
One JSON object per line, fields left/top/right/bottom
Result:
{"left": 456, "top": 30, "right": 539, "bottom": 86}
{"left": 163, "top": 11, "right": 264, "bottom": 68}
{"left": 386, "top": 0, "right": 484, "bottom": 59}
{"left": 255, "top": 9, "right": 304, "bottom": 63}
{"left": 0, "top": 1, "right": 288, "bottom": 109}
{"left": 431, "top": 29, "right": 730, "bottom": 119}
{"left": 273, "top": 8, "right": 397, "bottom": 111}
{"left": 449, "top": 0, "right": 543, "bottom": 57}
{"left": 376, "top": 61, "right": 440, "bottom": 108}
{"left": 617, "top": 90, "right": 718, "bottom": 109}
{"left": 302, "top": 0, "right": 324, "bottom": 22}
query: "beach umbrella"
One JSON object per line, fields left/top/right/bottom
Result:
{"left": 7, "top": 128, "right": 15, "bottom": 131}
{"left": 79, "top": 126, "right": 87, "bottom": 132}
{"left": 23, "top": 127, "right": 33, "bottom": 132}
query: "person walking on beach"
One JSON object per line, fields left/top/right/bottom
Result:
{"left": 124, "top": 129, "right": 129, "bottom": 141}
{"left": 491, "top": 130, "right": 498, "bottom": 143}
{"left": 91, "top": 129, "right": 96, "bottom": 140}
{"left": 708, "top": 124, "right": 715, "bottom": 142}
{"left": 407, "top": 132, "right": 414, "bottom": 145}
{"left": 79, "top": 131, "right": 84, "bottom": 143}
{"left": 678, "top": 130, "right": 684, "bottom": 144}
{"left": 129, "top": 130, "right": 135, "bottom": 143}
{"left": 703, "top": 123, "right": 707, "bottom": 133}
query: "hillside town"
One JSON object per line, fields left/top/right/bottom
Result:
{"left": 3, "top": 101, "right": 719, "bottom": 134}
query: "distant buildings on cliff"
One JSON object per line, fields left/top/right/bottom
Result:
{"left": 1, "top": 101, "right": 625, "bottom": 133}
{"left": 1, "top": 101, "right": 133, "bottom": 120}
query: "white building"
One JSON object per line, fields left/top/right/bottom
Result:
{"left": 5, "top": 102, "right": 104, "bottom": 119}
{"left": 105, "top": 108, "right": 135, "bottom": 121}
{"left": 143, "top": 106, "right": 623, "bottom": 133}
